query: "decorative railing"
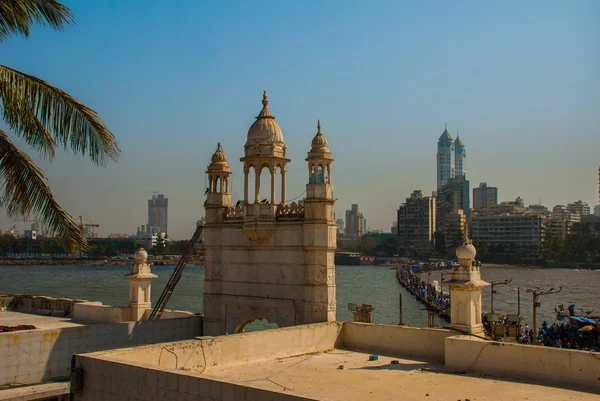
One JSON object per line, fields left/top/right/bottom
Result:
{"left": 224, "top": 204, "right": 244, "bottom": 219}
{"left": 276, "top": 201, "right": 305, "bottom": 219}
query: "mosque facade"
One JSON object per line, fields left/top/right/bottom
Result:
{"left": 202, "top": 92, "right": 337, "bottom": 336}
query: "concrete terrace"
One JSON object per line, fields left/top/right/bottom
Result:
{"left": 0, "top": 311, "right": 82, "bottom": 331}
{"left": 73, "top": 322, "right": 600, "bottom": 401}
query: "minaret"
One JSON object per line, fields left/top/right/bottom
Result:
{"left": 205, "top": 143, "right": 232, "bottom": 225}
{"left": 454, "top": 131, "right": 466, "bottom": 177}
{"left": 446, "top": 236, "right": 490, "bottom": 335}
{"left": 304, "top": 120, "right": 337, "bottom": 323}
{"left": 305, "top": 120, "right": 335, "bottom": 219}
{"left": 124, "top": 247, "right": 157, "bottom": 321}
{"left": 437, "top": 123, "right": 455, "bottom": 189}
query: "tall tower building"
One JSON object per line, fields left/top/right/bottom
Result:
{"left": 437, "top": 124, "right": 455, "bottom": 189}
{"left": 454, "top": 132, "right": 466, "bottom": 177}
{"left": 345, "top": 204, "right": 365, "bottom": 237}
{"left": 148, "top": 194, "right": 168, "bottom": 234}
{"left": 397, "top": 190, "right": 436, "bottom": 254}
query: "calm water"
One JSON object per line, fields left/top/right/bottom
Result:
{"left": 0, "top": 264, "right": 597, "bottom": 327}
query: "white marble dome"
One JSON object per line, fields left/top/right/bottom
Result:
{"left": 456, "top": 243, "right": 476, "bottom": 260}
{"left": 134, "top": 248, "right": 148, "bottom": 261}
{"left": 246, "top": 91, "right": 284, "bottom": 146}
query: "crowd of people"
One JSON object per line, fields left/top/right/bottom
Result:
{"left": 517, "top": 321, "right": 598, "bottom": 350}
{"left": 397, "top": 267, "right": 450, "bottom": 312}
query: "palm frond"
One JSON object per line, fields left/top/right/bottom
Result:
{"left": 0, "top": 65, "right": 120, "bottom": 166}
{"left": 0, "top": 81, "right": 56, "bottom": 158}
{"left": 0, "top": 0, "right": 73, "bottom": 42}
{"left": 0, "top": 129, "right": 86, "bottom": 253}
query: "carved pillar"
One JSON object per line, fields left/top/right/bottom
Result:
{"left": 327, "top": 164, "right": 331, "bottom": 184}
{"left": 270, "top": 168, "right": 276, "bottom": 204}
{"left": 281, "top": 167, "right": 287, "bottom": 204}
{"left": 244, "top": 168, "right": 248, "bottom": 203}
{"left": 255, "top": 169, "right": 261, "bottom": 203}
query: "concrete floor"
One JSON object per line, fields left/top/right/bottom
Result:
{"left": 0, "top": 311, "right": 82, "bottom": 331}
{"left": 201, "top": 350, "right": 599, "bottom": 401}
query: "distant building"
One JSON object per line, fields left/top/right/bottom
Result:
{"left": 454, "top": 134, "right": 466, "bottom": 178}
{"left": 436, "top": 175, "right": 470, "bottom": 236}
{"left": 397, "top": 190, "right": 436, "bottom": 254}
{"left": 575, "top": 215, "right": 600, "bottom": 236}
{"left": 566, "top": 200, "right": 590, "bottom": 216}
{"left": 444, "top": 209, "right": 467, "bottom": 252}
{"left": 148, "top": 194, "right": 168, "bottom": 235}
{"left": 473, "top": 197, "right": 526, "bottom": 216}
{"left": 472, "top": 183, "right": 498, "bottom": 209}
{"left": 336, "top": 218, "right": 345, "bottom": 234}
{"left": 595, "top": 204, "right": 600, "bottom": 217}
{"left": 471, "top": 213, "right": 544, "bottom": 248}
{"left": 437, "top": 125, "right": 455, "bottom": 189}
{"left": 391, "top": 221, "right": 398, "bottom": 235}
{"left": 527, "top": 204, "right": 551, "bottom": 218}
{"left": 345, "top": 204, "right": 365, "bottom": 237}
{"left": 546, "top": 205, "right": 580, "bottom": 241}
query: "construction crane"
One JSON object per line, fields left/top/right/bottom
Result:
{"left": 78, "top": 216, "right": 100, "bottom": 236}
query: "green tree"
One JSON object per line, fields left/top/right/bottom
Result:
{"left": 0, "top": 1, "right": 120, "bottom": 253}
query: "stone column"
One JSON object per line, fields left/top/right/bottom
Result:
{"left": 244, "top": 169, "right": 248, "bottom": 203}
{"left": 124, "top": 248, "right": 157, "bottom": 321}
{"left": 255, "top": 169, "right": 261, "bottom": 203}
{"left": 327, "top": 164, "right": 331, "bottom": 184}
{"left": 270, "top": 168, "right": 276, "bottom": 204}
{"left": 281, "top": 168, "right": 287, "bottom": 204}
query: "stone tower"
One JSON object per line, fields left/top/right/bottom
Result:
{"left": 202, "top": 92, "right": 337, "bottom": 336}
{"left": 124, "top": 248, "right": 157, "bottom": 321}
{"left": 447, "top": 237, "right": 489, "bottom": 334}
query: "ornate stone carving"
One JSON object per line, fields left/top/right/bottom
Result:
{"left": 224, "top": 204, "right": 244, "bottom": 219}
{"left": 276, "top": 201, "right": 305, "bottom": 219}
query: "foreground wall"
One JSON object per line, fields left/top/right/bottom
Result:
{"left": 99, "top": 322, "right": 342, "bottom": 371}
{"left": 0, "top": 316, "right": 202, "bottom": 386}
{"left": 445, "top": 335, "right": 600, "bottom": 392}
{"left": 74, "top": 356, "right": 319, "bottom": 401}
{"left": 0, "top": 294, "right": 83, "bottom": 316}
{"left": 340, "top": 322, "right": 453, "bottom": 363}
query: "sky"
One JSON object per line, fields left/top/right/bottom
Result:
{"left": 1, "top": 0, "right": 599, "bottom": 239}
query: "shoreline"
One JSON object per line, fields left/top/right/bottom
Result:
{"left": 0, "top": 258, "right": 204, "bottom": 267}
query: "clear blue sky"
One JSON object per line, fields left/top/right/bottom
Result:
{"left": 2, "top": 0, "right": 598, "bottom": 238}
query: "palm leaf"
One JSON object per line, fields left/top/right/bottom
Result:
{"left": 0, "top": 0, "right": 73, "bottom": 42}
{"left": 0, "top": 129, "right": 86, "bottom": 253}
{"left": 0, "top": 64, "right": 120, "bottom": 166}
{"left": 0, "top": 81, "right": 56, "bottom": 158}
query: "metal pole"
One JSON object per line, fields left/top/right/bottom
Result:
{"left": 517, "top": 287, "right": 520, "bottom": 316}
{"left": 491, "top": 282, "right": 494, "bottom": 314}
{"left": 532, "top": 292, "right": 537, "bottom": 334}
{"left": 398, "top": 293, "right": 403, "bottom": 325}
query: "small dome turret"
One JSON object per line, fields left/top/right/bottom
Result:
{"left": 454, "top": 132, "right": 465, "bottom": 147}
{"left": 456, "top": 240, "right": 476, "bottom": 260}
{"left": 134, "top": 247, "right": 148, "bottom": 261}
{"left": 310, "top": 120, "right": 329, "bottom": 152}
{"left": 211, "top": 143, "right": 228, "bottom": 165}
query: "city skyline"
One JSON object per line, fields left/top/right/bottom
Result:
{"left": 0, "top": 1, "right": 598, "bottom": 239}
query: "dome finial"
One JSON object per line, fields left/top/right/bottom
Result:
{"left": 456, "top": 130, "right": 459, "bottom": 138}
{"left": 317, "top": 119, "right": 321, "bottom": 134}
{"left": 445, "top": 122, "right": 447, "bottom": 130}
{"left": 262, "top": 90, "right": 269, "bottom": 107}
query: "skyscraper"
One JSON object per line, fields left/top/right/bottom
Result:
{"left": 148, "top": 194, "right": 168, "bottom": 234}
{"left": 345, "top": 204, "right": 365, "bottom": 237}
{"left": 437, "top": 125, "right": 455, "bottom": 189}
{"left": 454, "top": 132, "right": 466, "bottom": 177}
{"left": 473, "top": 182, "right": 498, "bottom": 209}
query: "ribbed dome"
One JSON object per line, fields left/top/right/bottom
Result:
{"left": 211, "top": 143, "right": 228, "bottom": 164}
{"left": 311, "top": 120, "right": 329, "bottom": 152}
{"left": 246, "top": 91, "right": 284, "bottom": 146}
